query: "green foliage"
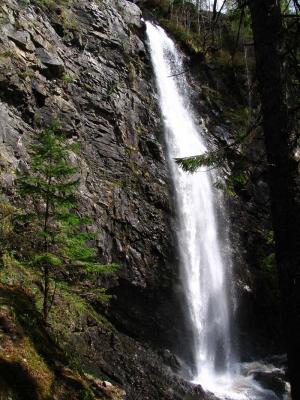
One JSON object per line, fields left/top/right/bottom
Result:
{"left": 84, "top": 263, "right": 120, "bottom": 275}
{"left": 34, "top": 253, "right": 62, "bottom": 267}
{"left": 15, "top": 126, "right": 118, "bottom": 320}
{"left": 0, "top": 252, "right": 36, "bottom": 288}
{"left": 176, "top": 107, "right": 259, "bottom": 199}
{"left": 147, "top": 0, "right": 256, "bottom": 72}
{"left": 19, "top": 0, "right": 30, "bottom": 6}
{"left": 214, "top": 178, "right": 239, "bottom": 198}
{"left": 63, "top": 233, "right": 96, "bottom": 262}
{"left": 227, "top": 6, "right": 252, "bottom": 41}
{"left": 144, "top": 0, "right": 171, "bottom": 15}
{"left": 264, "top": 230, "right": 275, "bottom": 246}
{"left": 33, "top": 0, "right": 73, "bottom": 10}
{"left": 176, "top": 149, "right": 225, "bottom": 172}
{"left": 32, "top": 0, "right": 78, "bottom": 33}
{"left": 232, "top": 172, "right": 248, "bottom": 186}
{"left": 0, "top": 196, "right": 17, "bottom": 256}
{"left": 79, "top": 387, "right": 94, "bottom": 400}
{"left": 262, "top": 253, "right": 276, "bottom": 272}
{"left": 18, "top": 128, "right": 79, "bottom": 208}
{"left": 62, "top": 74, "right": 74, "bottom": 83}
{"left": 88, "top": 287, "right": 112, "bottom": 302}
{"left": 106, "top": 80, "right": 119, "bottom": 97}
{"left": 161, "top": 19, "right": 203, "bottom": 54}
{"left": 176, "top": 147, "right": 250, "bottom": 198}
{"left": 223, "top": 107, "right": 252, "bottom": 128}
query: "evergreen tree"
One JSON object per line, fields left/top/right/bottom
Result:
{"left": 17, "top": 127, "right": 118, "bottom": 322}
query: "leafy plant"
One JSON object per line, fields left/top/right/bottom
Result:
{"left": 62, "top": 74, "right": 74, "bottom": 83}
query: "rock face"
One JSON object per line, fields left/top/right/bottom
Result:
{"left": 0, "top": 0, "right": 207, "bottom": 399}
{"left": 0, "top": 0, "right": 283, "bottom": 398}
{"left": 1, "top": 0, "right": 171, "bottom": 324}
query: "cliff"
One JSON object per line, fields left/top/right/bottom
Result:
{"left": 0, "top": 0, "right": 214, "bottom": 399}
{"left": 0, "top": 0, "right": 283, "bottom": 399}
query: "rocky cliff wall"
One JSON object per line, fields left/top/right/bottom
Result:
{"left": 0, "top": 0, "right": 183, "bottom": 337}
{"left": 0, "top": 1, "right": 211, "bottom": 399}
{"left": 0, "top": 0, "right": 282, "bottom": 398}
{"left": 0, "top": 0, "right": 171, "bottom": 290}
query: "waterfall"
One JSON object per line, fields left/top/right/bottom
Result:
{"left": 146, "top": 21, "right": 233, "bottom": 378}
{"left": 146, "top": 22, "right": 283, "bottom": 400}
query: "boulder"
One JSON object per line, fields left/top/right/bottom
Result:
{"left": 8, "top": 30, "right": 35, "bottom": 52}
{"left": 253, "top": 371, "right": 287, "bottom": 399}
{"left": 35, "top": 48, "right": 64, "bottom": 78}
{"left": 116, "top": 0, "right": 143, "bottom": 28}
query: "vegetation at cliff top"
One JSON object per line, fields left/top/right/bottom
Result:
{"left": 145, "top": 0, "right": 253, "bottom": 60}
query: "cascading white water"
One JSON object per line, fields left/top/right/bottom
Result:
{"left": 146, "top": 22, "right": 283, "bottom": 400}
{"left": 146, "top": 21, "right": 232, "bottom": 377}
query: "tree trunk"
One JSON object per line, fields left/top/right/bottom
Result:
{"left": 43, "top": 265, "right": 49, "bottom": 322}
{"left": 43, "top": 189, "right": 51, "bottom": 323}
{"left": 248, "top": 1, "right": 300, "bottom": 398}
{"left": 212, "top": 0, "right": 218, "bottom": 19}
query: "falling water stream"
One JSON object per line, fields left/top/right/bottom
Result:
{"left": 146, "top": 22, "right": 285, "bottom": 400}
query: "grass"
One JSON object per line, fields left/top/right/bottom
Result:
{"left": 0, "top": 252, "right": 113, "bottom": 372}
{"left": 49, "top": 283, "right": 113, "bottom": 341}
{"left": 0, "top": 14, "right": 10, "bottom": 26}
{"left": 32, "top": 0, "right": 78, "bottom": 33}
{"left": 33, "top": 0, "right": 73, "bottom": 9}
{"left": 62, "top": 73, "right": 74, "bottom": 83}
{"left": 0, "top": 255, "right": 115, "bottom": 399}
{"left": 1, "top": 253, "right": 37, "bottom": 289}
{"left": 0, "top": 49, "right": 16, "bottom": 59}
{"left": 0, "top": 309, "right": 53, "bottom": 383}
{"left": 18, "top": 70, "right": 36, "bottom": 81}
{"left": 0, "top": 296, "right": 54, "bottom": 398}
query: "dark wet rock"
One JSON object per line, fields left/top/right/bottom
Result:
{"left": 161, "top": 349, "right": 181, "bottom": 372}
{"left": 252, "top": 371, "right": 287, "bottom": 399}
{"left": 240, "top": 359, "right": 289, "bottom": 400}
{"left": 31, "top": 79, "right": 47, "bottom": 107}
{"left": 254, "top": 179, "right": 270, "bottom": 206}
{"left": 139, "top": 137, "right": 164, "bottom": 161}
{"left": 213, "top": 125, "right": 234, "bottom": 146}
{"left": 35, "top": 48, "right": 65, "bottom": 78}
{"left": 266, "top": 354, "right": 288, "bottom": 368}
{"left": 65, "top": 309, "right": 213, "bottom": 400}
